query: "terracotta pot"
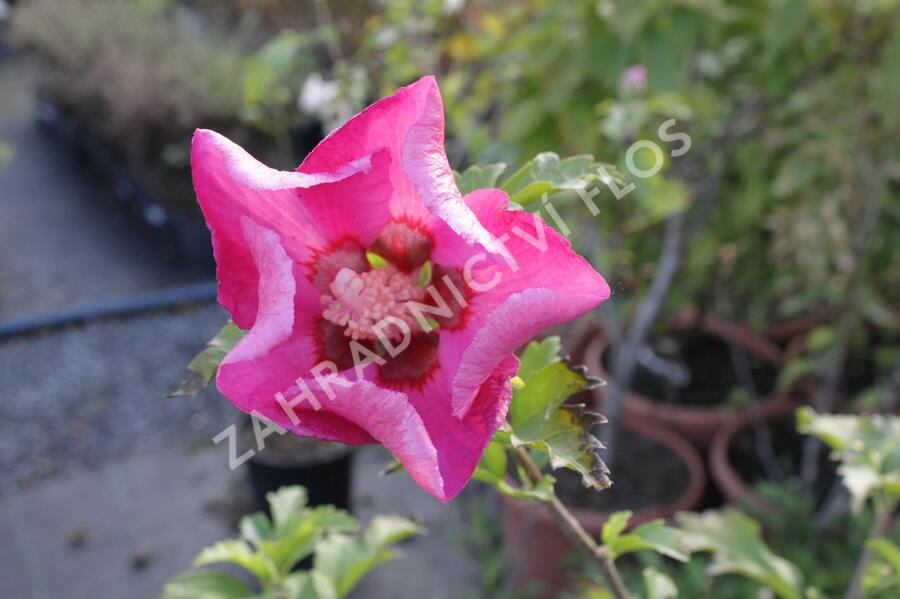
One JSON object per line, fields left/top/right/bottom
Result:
{"left": 584, "top": 319, "right": 786, "bottom": 448}
{"left": 501, "top": 418, "right": 706, "bottom": 598}
{"left": 709, "top": 402, "right": 799, "bottom": 513}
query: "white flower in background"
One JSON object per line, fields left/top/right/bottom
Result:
{"left": 299, "top": 73, "right": 340, "bottom": 115}
{"left": 298, "top": 69, "right": 369, "bottom": 133}
{"left": 443, "top": 0, "right": 466, "bottom": 15}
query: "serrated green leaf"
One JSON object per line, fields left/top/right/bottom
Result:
{"left": 508, "top": 348, "right": 609, "bottom": 491}
{"left": 170, "top": 321, "right": 247, "bottom": 397}
{"left": 453, "top": 162, "right": 507, "bottom": 194}
{"left": 677, "top": 510, "right": 803, "bottom": 599}
{"left": 509, "top": 361, "right": 592, "bottom": 426}
{"left": 161, "top": 569, "right": 255, "bottom": 599}
{"left": 511, "top": 402, "right": 610, "bottom": 492}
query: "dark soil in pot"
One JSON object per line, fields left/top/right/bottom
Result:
{"left": 555, "top": 428, "right": 689, "bottom": 512}
{"left": 726, "top": 413, "right": 835, "bottom": 504}
{"left": 601, "top": 330, "right": 777, "bottom": 408}
{"left": 711, "top": 405, "right": 837, "bottom": 513}
{"left": 238, "top": 421, "right": 354, "bottom": 514}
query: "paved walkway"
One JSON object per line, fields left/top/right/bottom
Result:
{"left": 0, "top": 447, "right": 481, "bottom": 599}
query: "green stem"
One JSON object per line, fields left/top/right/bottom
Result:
{"left": 845, "top": 498, "right": 897, "bottom": 599}
{"left": 511, "top": 447, "right": 631, "bottom": 599}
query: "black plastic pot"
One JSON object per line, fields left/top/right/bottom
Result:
{"left": 246, "top": 446, "right": 355, "bottom": 514}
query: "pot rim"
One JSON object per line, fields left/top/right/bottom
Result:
{"left": 708, "top": 401, "right": 799, "bottom": 513}
{"left": 583, "top": 317, "right": 786, "bottom": 418}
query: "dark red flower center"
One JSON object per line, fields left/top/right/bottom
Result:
{"left": 311, "top": 221, "right": 469, "bottom": 388}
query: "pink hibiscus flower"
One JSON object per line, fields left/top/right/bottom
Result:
{"left": 191, "top": 76, "right": 610, "bottom": 501}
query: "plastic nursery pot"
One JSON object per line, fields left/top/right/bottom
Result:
{"left": 500, "top": 418, "right": 706, "bottom": 598}
{"left": 239, "top": 421, "right": 355, "bottom": 514}
{"left": 584, "top": 318, "right": 787, "bottom": 449}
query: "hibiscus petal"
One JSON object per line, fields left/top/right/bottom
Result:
{"left": 438, "top": 189, "right": 611, "bottom": 418}
{"left": 213, "top": 221, "right": 445, "bottom": 497}
{"left": 401, "top": 356, "right": 518, "bottom": 501}
{"left": 298, "top": 76, "right": 499, "bottom": 254}
{"left": 191, "top": 129, "right": 392, "bottom": 328}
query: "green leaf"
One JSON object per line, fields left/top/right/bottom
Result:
{"left": 797, "top": 408, "right": 900, "bottom": 511}
{"left": 239, "top": 512, "right": 273, "bottom": 548}
{"left": 262, "top": 504, "right": 359, "bottom": 575}
{"left": 643, "top": 567, "right": 678, "bottom": 599}
{"left": 501, "top": 152, "right": 624, "bottom": 206}
{"left": 453, "top": 163, "right": 507, "bottom": 194}
{"left": 169, "top": 321, "right": 246, "bottom": 397}
{"left": 507, "top": 181, "right": 554, "bottom": 206}
{"left": 473, "top": 439, "right": 507, "bottom": 485}
{"left": 507, "top": 340, "right": 609, "bottom": 491}
{"left": 517, "top": 337, "right": 563, "bottom": 381}
{"left": 268, "top": 486, "right": 309, "bottom": 528}
{"left": 242, "top": 30, "right": 310, "bottom": 108}
{"left": 677, "top": 510, "right": 804, "bottom": 599}
{"left": 602, "top": 511, "right": 689, "bottom": 562}
{"left": 601, "top": 511, "right": 632, "bottom": 547}
{"left": 511, "top": 399, "right": 609, "bottom": 492}
{"left": 161, "top": 570, "right": 255, "bottom": 599}
{"left": 509, "top": 361, "right": 593, "bottom": 426}
{"left": 495, "top": 474, "right": 556, "bottom": 502}
{"left": 193, "top": 540, "right": 278, "bottom": 587}
{"left": 314, "top": 516, "right": 423, "bottom": 598}
{"left": 283, "top": 571, "right": 339, "bottom": 599}
{"left": 868, "top": 538, "right": 900, "bottom": 574}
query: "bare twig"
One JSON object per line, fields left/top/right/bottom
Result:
{"left": 602, "top": 211, "right": 686, "bottom": 460}
{"left": 510, "top": 447, "right": 631, "bottom": 599}
{"left": 727, "top": 341, "right": 783, "bottom": 481}
{"left": 600, "top": 97, "right": 767, "bottom": 461}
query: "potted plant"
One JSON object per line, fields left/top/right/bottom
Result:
{"left": 709, "top": 402, "right": 811, "bottom": 513}
{"left": 584, "top": 317, "right": 785, "bottom": 447}
{"left": 239, "top": 420, "right": 355, "bottom": 513}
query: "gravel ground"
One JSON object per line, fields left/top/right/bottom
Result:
{"left": 0, "top": 304, "right": 240, "bottom": 494}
